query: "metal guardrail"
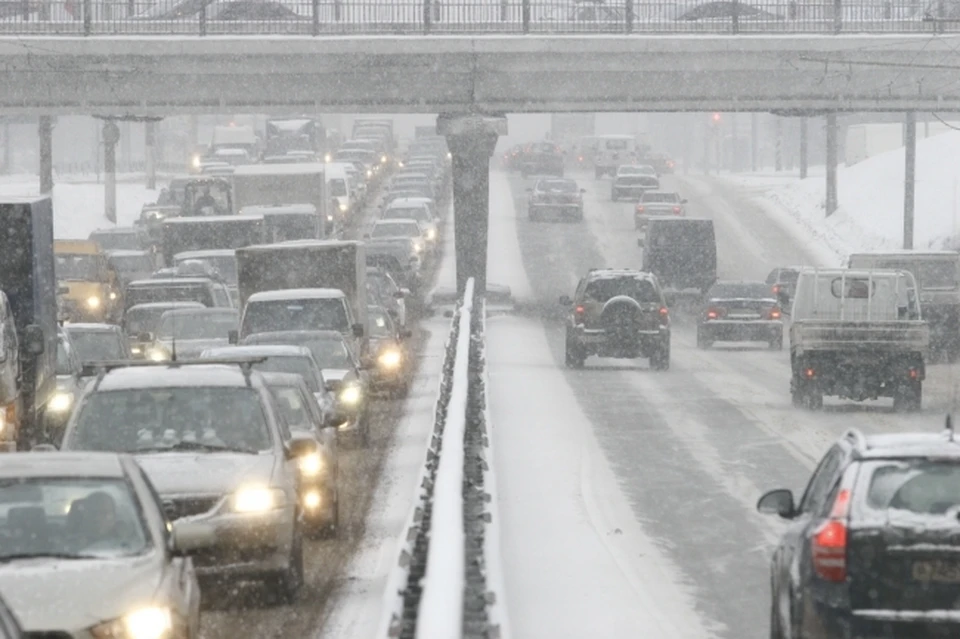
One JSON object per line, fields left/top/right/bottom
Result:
{"left": 0, "top": 0, "right": 955, "bottom": 35}
{"left": 377, "top": 277, "right": 510, "bottom": 639}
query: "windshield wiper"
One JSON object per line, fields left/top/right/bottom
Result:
{"left": 0, "top": 552, "right": 101, "bottom": 564}
{"left": 139, "top": 440, "right": 258, "bottom": 455}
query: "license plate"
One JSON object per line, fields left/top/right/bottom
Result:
{"left": 912, "top": 559, "right": 960, "bottom": 583}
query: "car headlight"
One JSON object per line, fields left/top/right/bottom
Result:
{"left": 339, "top": 384, "right": 362, "bottom": 406}
{"left": 86, "top": 296, "right": 101, "bottom": 309}
{"left": 378, "top": 349, "right": 402, "bottom": 369}
{"left": 146, "top": 347, "right": 170, "bottom": 362}
{"left": 109, "top": 291, "right": 118, "bottom": 301}
{"left": 231, "top": 487, "right": 286, "bottom": 514}
{"left": 426, "top": 228, "right": 437, "bottom": 240}
{"left": 366, "top": 169, "right": 373, "bottom": 178}
{"left": 131, "top": 345, "right": 143, "bottom": 355}
{"left": 324, "top": 153, "right": 332, "bottom": 163}
{"left": 327, "top": 214, "right": 334, "bottom": 222}
{"left": 48, "top": 391, "right": 73, "bottom": 414}
{"left": 381, "top": 155, "right": 388, "bottom": 163}
{"left": 298, "top": 453, "right": 324, "bottom": 477}
{"left": 91, "top": 607, "right": 172, "bottom": 639}
{"left": 413, "top": 242, "right": 423, "bottom": 254}
{"left": 339, "top": 202, "right": 348, "bottom": 212}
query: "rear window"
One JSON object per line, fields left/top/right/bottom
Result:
{"left": 708, "top": 283, "right": 772, "bottom": 299}
{"left": 538, "top": 180, "right": 577, "bottom": 193}
{"left": 583, "top": 277, "right": 660, "bottom": 304}
{"left": 648, "top": 221, "right": 714, "bottom": 247}
{"left": 126, "top": 284, "right": 212, "bottom": 308}
{"left": 642, "top": 193, "right": 679, "bottom": 203}
{"left": 604, "top": 139, "right": 629, "bottom": 150}
{"left": 863, "top": 460, "right": 960, "bottom": 517}
{"left": 242, "top": 298, "right": 349, "bottom": 335}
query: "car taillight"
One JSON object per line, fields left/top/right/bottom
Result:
{"left": 772, "top": 284, "right": 781, "bottom": 294}
{"left": 667, "top": 160, "right": 675, "bottom": 168}
{"left": 909, "top": 367, "right": 920, "bottom": 379}
{"left": 672, "top": 206, "right": 681, "bottom": 214}
{"left": 811, "top": 489, "right": 850, "bottom": 583}
{"left": 659, "top": 306, "right": 669, "bottom": 325}
{"left": 706, "top": 307, "right": 726, "bottom": 320}
{"left": 767, "top": 307, "right": 782, "bottom": 320}
{"left": 575, "top": 305, "right": 585, "bottom": 321}
{"left": 636, "top": 205, "right": 645, "bottom": 213}
{"left": 578, "top": 155, "right": 584, "bottom": 162}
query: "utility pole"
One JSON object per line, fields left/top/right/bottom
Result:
{"left": 774, "top": 117, "right": 783, "bottom": 172}
{"left": 825, "top": 113, "right": 838, "bottom": 216}
{"left": 145, "top": 121, "right": 157, "bottom": 190}
{"left": 799, "top": 117, "right": 809, "bottom": 179}
{"left": 903, "top": 110, "right": 917, "bottom": 249}
{"left": 102, "top": 119, "right": 120, "bottom": 224}
{"left": 751, "top": 113, "right": 758, "bottom": 172}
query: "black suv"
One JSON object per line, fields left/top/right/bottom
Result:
{"left": 758, "top": 424, "right": 960, "bottom": 639}
{"left": 560, "top": 269, "right": 670, "bottom": 370}
{"left": 519, "top": 142, "right": 565, "bottom": 178}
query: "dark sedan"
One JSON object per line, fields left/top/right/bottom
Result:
{"left": 696, "top": 281, "right": 783, "bottom": 350}
{"left": 519, "top": 142, "right": 565, "bottom": 178}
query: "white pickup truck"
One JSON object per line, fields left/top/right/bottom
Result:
{"left": 789, "top": 268, "right": 929, "bottom": 411}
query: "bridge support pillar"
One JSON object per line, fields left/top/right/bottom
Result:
{"left": 438, "top": 113, "right": 507, "bottom": 296}
{"left": 799, "top": 117, "right": 808, "bottom": 180}
{"left": 38, "top": 116, "right": 53, "bottom": 194}
{"left": 903, "top": 110, "right": 916, "bottom": 250}
{"left": 826, "top": 112, "right": 838, "bottom": 216}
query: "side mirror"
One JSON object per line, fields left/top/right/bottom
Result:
{"left": 393, "top": 290, "right": 405, "bottom": 299}
{"left": 681, "top": 198, "right": 688, "bottom": 204}
{"left": 352, "top": 323, "right": 365, "bottom": 338}
{"left": 777, "top": 291, "right": 790, "bottom": 307}
{"left": 227, "top": 330, "right": 238, "bottom": 345}
{"left": 137, "top": 332, "right": 153, "bottom": 343}
{"left": 401, "top": 329, "right": 413, "bottom": 339}
{"left": 171, "top": 520, "right": 217, "bottom": 555}
{"left": 286, "top": 434, "right": 319, "bottom": 460}
{"left": 559, "top": 295, "right": 572, "bottom": 306}
{"left": 58, "top": 285, "right": 70, "bottom": 296}
{"left": 24, "top": 325, "right": 44, "bottom": 356}
{"left": 756, "top": 488, "right": 796, "bottom": 519}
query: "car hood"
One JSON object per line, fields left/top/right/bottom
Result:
{"left": 136, "top": 452, "right": 276, "bottom": 495}
{"left": 156, "top": 338, "right": 229, "bottom": 358}
{"left": 0, "top": 554, "right": 162, "bottom": 632}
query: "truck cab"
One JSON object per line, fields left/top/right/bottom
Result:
{"left": 54, "top": 240, "right": 122, "bottom": 323}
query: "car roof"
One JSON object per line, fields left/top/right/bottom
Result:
{"left": 244, "top": 329, "right": 342, "bottom": 341}
{"left": 163, "top": 215, "right": 264, "bottom": 226}
{"left": 232, "top": 163, "right": 325, "bottom": 176}
{"left": 174, "top": 249, "right": 236, "bottom": 260}
{"left": 386, "top": 198, "right": 431, "bottom": 208}
{"left": 204, "top": 344, "right": 312, "bottom": 358}
{"left": 247, "top": 288, "right": 346, "bottom": 302}
{"left": 374, "top": 219, "right": 420, "bottom": 226}
{"left": 159, "top": 307, "right": 237, "bottom": 319}
{"left": 107, "top": 250, "right": 151, "bottom": 257}
{"left": 240, "top": 239, "right": 359, "bottom": 253}
{"left": 641, "top": 190, "right": 678, "bottom": 196}
{"left": 128, "top": 277, "right": 213, "bottom": 287}
{"left": 585, "top": 268, "right": 656, "bottom": 281}
{"left": 91, "top": 227, "right": 139, "bottom": 234}
{"left": 855, "top": 431, "right": 960, "bottom": 460}
{"left": 127, "top": 302, "right": 205, "bottom": 311}
{"left": 96, "top": 364, "right": 262, "bottom": 391}
{"left": 0, "top": 452, "right": 128, "bottom": 479}
{"left": 849, "top": 250, "right": 959, "bottom": 257}
{"left": 63, "top": 323, "right": 122, "bottom": 333}
{"left": 240, "top": 204, "right": 317, "bottom": 215}
{"left": 258, "top": 371, "right": 311, "bottom": 388}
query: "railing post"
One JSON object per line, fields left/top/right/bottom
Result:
{"left": 198, "top": 5, "right": 206, "bottom": 35}
{"left": 833, "top": 0, "right": 842, "bottom": 33}
{"left": 937, "top": 0, "right": 945, "bottom": 34}
{"left": 423, "top": 0, "right": 432, "bottom": 33}
{"left": 311, "top": 0, "right": 319, "bottom": 35}
{"left": 521, "top": 0, "right": 529, "bottom": 33}
{"left": 625, "top": 0, "right": 634, "bottom": 33}
{"left": 731, "top": 0, "right": 739, "bottom": 34}
{"left": 83, "top": 0, "right": 91, "bottom": 35}
{"left": 20, "top": 0, "right": 28, "bottom": 21}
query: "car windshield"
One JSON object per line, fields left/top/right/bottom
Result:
{"left": 68, "top": 387, "right": 272, "bottom": 453}
{"left": 123, "top": 306, "right": 192, "bottom": 336}
{"left": 708, "top": 283, "right": 772, "bottom": 299}
{"left": 372, "top": 223, "right": 419, "bottom": 238}
{"left": 156, "top": 312, "right": 238, "bottom": 340}
{"left": 642, "top": 193, "right": 680, "bottom": 203}
{"left": 176, "top": 256, "right": 237, "bottom": 285}
{"left": 268, "top": 386, "right": 313, "bottom": 431}
{"left": 109, "top": 255, "right": 154, "bottom": 275}
{"left": 865, "top": 460, "right": 960, "bottom": 516}
{"left": 0, "top": 477, "right": 149, "bottom": 560}
{"left": 538, "top": 180, "right": 577, "bottom": 193}
{"left": 249, "top": 357, "right": 320, "bottom": 393}
{"left": 368, "top": 308, "right": 394, "bottom": 338}
{"left": 65, "top": 331, "right": 125, "bottom": 362}
{"left": 583, "top": 278, "right": 660, "bottom": 304}
{"left": 329, "top": 179, "right": 348, "bottom": 197}
{"left": 242, "top": 299, "right": 349, "bottom": 335}
{"left": 244, "top": 335, "right": 353, "bottom": 369}
{"left": 90, "top": 232, "right": 139, "bottom": 251}
{"left": 55, "top": 254, "right": 98, "bottom": 281}
{"left": 126, "top": 284, "right": 211, "bottom": 308}
{"left": 383, "top": 207, "right": 429, "bottom": 222}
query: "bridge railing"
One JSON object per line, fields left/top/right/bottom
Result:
{"left": 0, "top": 0, "right": 954, "bottom": 35}
{"left": 376, "top": 277, "right": 510, "bottom": 639}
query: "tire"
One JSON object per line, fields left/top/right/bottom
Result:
{"left": 697, "top": 330, "right": 711, "bottom": 350}
{"left": 893, "top": 381, "right": 922, "bottom": 412}
{"left": 359, "top": 413, "right": 370, "bottom": 447}
{"left": 770, "top": 337, "right": 783, "bottom": 351}
{"left": 650, "top": 340, "right": 670, "bottom": 371}
{"left": 528, "top": 208, "right": 538, "bottom": 222}
{"left": 268, "top": 524, "right": 304, "bottom": 605}
{"left": 770, "top": 593, "right": 784, "bottom": 639}
{"left": 564, "top": 335, "right": 585, "bottom": 369}
{"left": 806, "top": 384, "right": 823, "bottom": 410}
{"left": 792, "top": 376, "right": 822, "bottom": 410}
{"left": 322, "top": 486, "right": 339, "bottom": 538}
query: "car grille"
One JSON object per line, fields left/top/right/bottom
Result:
{"left": 162, "top": 495, "right": 221, "bottom": 521}
{"left": 26, "top": 633, "right": 73, "bottom": 639}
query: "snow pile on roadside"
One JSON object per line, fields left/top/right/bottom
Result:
{"left": 0, "top": 179, "right": 158, "bottom": 239}
{"left": 726, "top": 130, "right": 960, "bottom": 263}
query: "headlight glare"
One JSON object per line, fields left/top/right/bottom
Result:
{"left": 48, "top": 392, "right": 73, "bottom": 413}
{"left": 109, "top": 291, "right": 118, "bottom": 301}
{"left": 298, "top": 453, "right": 323, "bottom": 477}
{"left": 339, "top": 384, "right": 362, "bottom": 405}
{"left": 232, "top": 487, "right": 285, "bottom": 514}
{"left": 378, "top": 350, "right": 402, "bottom": 369}
{"left": 339, "top": 202, "right": 348, "bottom": 212}
{"left": 426, "top": 228, "right": 437, "bottom": 240}
{"left": 86, "top": 296, "right": 101, "bottom": 309}
{"left": 146, "top": 348, "right": 169, "bottom": 362}
{"left": 91, "top": 607, "right": 172, "bottom": 639}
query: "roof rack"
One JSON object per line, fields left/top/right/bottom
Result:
{"left": 946, "top": 415, "right": 955, "bottom": 443}
{"left": 843, "top": 428, "right": 868, "bottom": 451}
{"left": 88, "top": 356, "right": 268, "bottom": 391}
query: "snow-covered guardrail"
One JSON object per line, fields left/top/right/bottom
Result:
{"left": 376, "top": 277, "right": 510, "bottom": 639}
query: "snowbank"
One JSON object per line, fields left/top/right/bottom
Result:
{"left": 725, "top": 130, "right": 960, "bottom": 264}
{"left": 0, "top": 177, "right": 158, "bottom": 239}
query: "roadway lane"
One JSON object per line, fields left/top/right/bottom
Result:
{"left": 492, "top": 167, "right": 960, "bottom": 639}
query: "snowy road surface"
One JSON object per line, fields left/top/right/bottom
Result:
{"left": 484, "top": 168, "right": 960, "bottom": 639}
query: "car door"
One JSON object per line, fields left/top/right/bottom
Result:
{"left": 775, "top": 445, "right": 844, "bottom": 632}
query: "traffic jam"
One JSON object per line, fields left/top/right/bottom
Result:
{"left": 0, "top": 117, "right": 450, "bottom": 633}
{"left": 504, "top": 126, "right": 960, "bottom": 639}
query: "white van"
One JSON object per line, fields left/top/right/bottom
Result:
{"left": 326, "top": 165, "right": 353, "bottom": 220}
{"left": 593, "top": 134, "right": 639, "bottom": 179}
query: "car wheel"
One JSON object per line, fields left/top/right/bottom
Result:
{"left": 528, "top": 209, "right": 538, "bottom": 222}
{"left": 269, "top": 524, "right": 304, "bottom": 604}
{"left": 696, "top": 330, "right": 711, "bottom": 350}
{"left": 564, "top": 336, "right": 585, "bottom": 369}
{"left": 322, "top": 486, "right": 339, "bottom": 538}
{"left": 893, "top": 381, "right": 922, "bottom": 412}
{"left": 769, "top": 337, "right": 783, "bottom": 351}
{"left": 769, "top": 593, "right": 784, "bottom": 639}
{"left": 650, "top": 340, "right": 670, "bottom": 371}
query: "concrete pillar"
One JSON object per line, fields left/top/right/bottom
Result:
{"left": 38, "top": 116, "right": 53, "bottom": 194}
{"left": 437, "top": 113, "right": 506, "bottom": 296}
{"left": 774, "top": 117, "right": 783, "bottom": 172}
{"left": 799, "top": 117, "right": 809, "bottom": 179}
{"left": 751, "top": 113, "right": 758, "bottom": 172}
{"left": 103, "top": 120, "right": 120, "bottom": 224}
{"left": 904, "top": 110, "right": 917, "bottom": 250}
{"left": 3, "top": 121, "right": 10, "bottom": 174}
{"left": 145, "top": 120, "right": 157, "bottom": 190}
{"left": 826, "top": 112, "right": 838, "bottom": 217}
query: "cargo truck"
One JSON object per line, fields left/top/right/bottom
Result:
{"left": 0, "top": 196, "right": 58, "bottom": 450}
{"left": 231, "top": 163, "right": 329, "bottom": 238}
{"left": 160, "top": 214, "right": 266, "bottom": 266}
